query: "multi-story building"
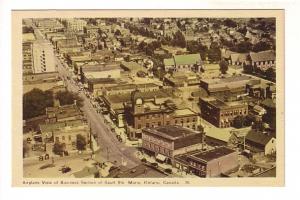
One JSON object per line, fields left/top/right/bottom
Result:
{"left": 142, "top": 125, "right": 203, "bottom": 164}
{"left": 200, "top": 97, "right": 248, "bottom": 128}
{"left": 125, "top": 92, "right": 199, "bottom": 140}
{"left": 174, "top": 146, "right": 238, "bottom": 177}
{"left": 65, "top": 18, "right": 87, "bottom": 33}
{"left": 32, "top": 40, "right": 56, "bottom": 73}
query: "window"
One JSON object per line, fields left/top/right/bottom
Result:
{"left": 175, "top": 120, "right": 178, "bottom": 124}
{"left": 158, "top": 122, "right": 161, "bottom": 126}
{"left": 187, "top": 119, "right": 190, "bottom": 123}
{"left": 138, "top": 124, "right": 141, "bottom": 129}
{"left": 166, "top": 121, "right": 170, "bottom": 125}
{"left": 146, "top": 115, "right": 149, "bottom": 119}
{"left": 138, "top": 116, "right": 141, "bottom": 120}
{"left": 146, "top": 123, "right": 150, "bottom": 128}
{"left": 68, "top": 135, "right": 72, "bottom": 141}
{"left": 193, "top": 118, "right": 196, "bottom": 122}
{"left": 62, "top": 136, "right": 65, "bottom": 141}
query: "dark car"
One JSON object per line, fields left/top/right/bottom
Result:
{"left": 151, "top": 162, "right": 158, "bottom": 168}
{"left": 164, "top": 168, "right": 172, "bottom": 174}
{"left": 61, "top": 166, "right": 71, "bottom": 173}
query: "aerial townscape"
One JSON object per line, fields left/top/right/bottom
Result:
{"left": 22, "top": 17, "right": 276, "bottom": 178}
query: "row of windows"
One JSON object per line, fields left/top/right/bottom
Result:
{"left": 190, "top": 161, "right": 206, "bottom": 171}
{"left": 144, "top": 142, "right": 171, "bottom": 156}
{"left": 220, "top": 110, "right": 247, "bottom": 117}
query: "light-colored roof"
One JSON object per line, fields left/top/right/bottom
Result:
{"left": 23, "top": 33, "right": 36, "bottom": 42}
{"left": 205, "top": 128, "right": 232, "bottom": 142}
{"left": 174, "top": 54, "right": 201, "bottom": 65}
{"left": 173, "top": 108, "right": 197, "bottom": 117}
{"left": 250, "top": 50, "right": 275, "bottom": 62}
{"left": 163, "top": 58, "right": 175, "bottom": 66}
{"left": 231, "top": 53, "right": 248, "bottom": 63}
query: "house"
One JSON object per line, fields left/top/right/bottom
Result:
{"left": 230, "top": 53, "right": 248, "bottom": 66}
{"left": 245, "top": 130, "right": 276, "bottom": 155}
{"left": 142, "top": 125, "right": 203, "bottom": 165}
{"left": 205, "top": 128, "right": 236, "bottom": 147}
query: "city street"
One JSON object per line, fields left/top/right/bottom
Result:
{"left": 55, "top": 56, "right": 140, "bottom": 168}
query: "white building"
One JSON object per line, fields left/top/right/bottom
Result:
{"left": 66, "top": 19, "right": 87, "bottom": 33}
{"left": 32, "top": 41, "right": 56, "bottom": 73}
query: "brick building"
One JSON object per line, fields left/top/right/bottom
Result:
{"left": 142, "top": 125, "right": 203, "bottom": 164}
{"left": 125, "top": 91, "right": 199, "bottom": 140}
{"left": 200, "top": 97, "right": 248, "bottom": 128}
{"left": 174, "top": 146, "right": 238, "bottom": 177}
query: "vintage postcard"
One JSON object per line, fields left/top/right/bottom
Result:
{"left": 12, "top": 9, "right": 284, "bottom": 186}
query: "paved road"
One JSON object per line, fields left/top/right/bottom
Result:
{"left": 54, "top": 56, "right": 140, "bottom": 168}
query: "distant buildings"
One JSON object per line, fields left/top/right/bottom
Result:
{"left": 65, "top": 19, "right": 87, "bottom": 33}
{"left": 200, "top": 97, "right": 248, "bottom": 128}
{"left": 142, "top": 125, "right": 203, "bottom": 164}
{"left": 32, "top": 40, "right": 56, "bottom": 73}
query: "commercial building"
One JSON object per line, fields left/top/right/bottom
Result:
{"left": 200, "top": 75, "right": 258, "bottom": 96}
{"left": 245, "top": 130, "right": 276, "bottom": 155}
{"left": 200, "top": 97, "right": 248, "bottom": 128}
{"left": 80, "top": 63, "right": 121, "bottom": 83}
{"left": 65, "top": 18, "right": 87, "bottom": 33}
{"left": 32, "top": 40, "right": 56, "bottom": 73}
{"left": 175, "top": 147, "right": 238, "bottom": 177}
{"left": 142, "top": 125, "right": 203, "bottom": 164}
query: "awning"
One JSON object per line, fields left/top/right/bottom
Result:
{"left": 156, "top": 154, "right": 166, "bottom": 162}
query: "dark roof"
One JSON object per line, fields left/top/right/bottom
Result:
{"left": 23, "top": 115, "right": 47, "bottom": 133}
{"left": 189, "top": 147, "right": 236, "bottom": 162}
{"left": 261, "top": 98, "right": 276, "bottom": 109}
{"left": 245, "top": 130, "right": 274, "bottom": 146}
{"left": 87, "top": 78, "right": 118, "bottom": 84}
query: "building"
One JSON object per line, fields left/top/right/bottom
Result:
{"left": 164, "top": 71, "right": 201, "bottom": 87}
{"left": 205, "top": 128, "right": 237, "bottom": 147}
{"left": 249, "top": 50, "right": 275, "bottom": 71}
{"left": 23, "top": 72, "right": 65, "bottom": 94}
{"left": 200, "top": 75, "right": 258, "bottom": 96}
{"left": 120, "top": 61, "right": 147, "bottom": 75}
{"left": 22, "top": 41, "right": 34, "bottom": 74}
{"left": 200, "top": 97, "right": 248, "bottom": 128}
{"left": 80, "top": 63, "right": 121, "bottom": 83}
{"left": 245, "top": 130, "right": 276, "bottom": 155}
{"left": 142, "top": 125, "right": 203, "bottom": 164}
{"left": 230, "top": 53, "right": 248, "bottom": 66}
{"left": 103, "top": 83, "right": 160, "bottom": 96}
{"left": 175, "top": 147, "right": 238, "bottom": 177}
{"left": 32, "top": 40, "right": 56, "bottom": 73}
{"left": 39, "top": 119, "right": 90, "bottom": 151}
{"left": 65, "top": 18, "right": 87, "bottom": 33}
{"left": 87, "top": 78, "right": 120, "bottom": 97}
{"left": 164, "top": 53, "right": 203, "bottom": 72}
{"left": 45, "top": 104, "right": 84, "bottom": 123}
{"left": 125, "top": 89, "right": 199, "bottom": 140}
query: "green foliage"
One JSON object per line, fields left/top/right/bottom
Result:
{"left": 208, "top": 43, "right": 221, "bottom": 63}
{"left": 232, "top": 115, "right": 245, "bottom": 128}
{"left": 186, "top": 41, "right": 208, "bottom": 60}
{"left": 223, "top": 19, "right": 237, "bottom": 28}
{"left": 231, "top": 41, "right": 253, "bottom": 53}
{"left": 172, "top": 30, "right": 186, "bottom": 48}
{"left": 53, "top": 143, "right": 65, "bottom": 155}
{"left": 76, "top": 134, "right": 87, "bottom": 151}
{"left": 265, "top": 67, "right": 276, "bottom": 81}
{"left": 55, "top": 91, "right": 84, "bottom": 107}
{"left": 219, "top": 59, "right": 229, "bottom": 74}
{"left": 23, "top": 88, "right": 54, "bottom": 120}
{"left": 252, "top": 41, "right": 271, "bottom": 52}
{"left": 244, "top": 115, "right": 256, "bottom": 126}
{"left": 114, "top": 29, "right": 121, "bottom": 36}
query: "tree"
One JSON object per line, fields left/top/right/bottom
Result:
{"left": 23, "top": 88, "right": 54, "bottom": 120}
{"left": 76, "top": 134, "right": 87, "bottom": 151}
{"left": 233, "top": 115, "right": 245, "bottom": 128}
{"left": 208, "top": 47, "right": 221, "bottom": 63}
{"left": 265, "top": 67, "right": 276, "bottom": 81}
{"left": 223, "top": 19, "right": 237, "bottom": 28}
{"left": 232, "top": 41, "right": 253, "bottom": 53}
{"left": 172, "top": 31, "right": 186, "bottom": 48}
{"left": 244, "top": 115, "right": 256, "bottom": 126}
{"left": 243, "top": 64, "right": 254, "bottom": 74}
{"left": 252, "top": 41, "right": 271, "bottom": 52}
{"left": 53, "top": 143, "right": 65, "bottom": 155}
{"left": 55, "top": 91, "right": 84, "bottom": 107}
{"left": 114, "top": 29, "right": 121, "bottom": 36}
{"left": 219, "top": 59, "right": 229, "bottom": 74}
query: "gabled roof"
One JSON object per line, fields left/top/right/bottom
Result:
{"left": 163, "top": 58, "right": 175, "bottom": 66}
{"left": 250, "top": 50, "right": 275, "bottom": 62}
{"left": 205, "top": 128, "right": 232, "bottom": 143}
{"left": 246, "top": 130, "right": 274, "bottom": 146}
{"left": 231, "top": 53, "right": 248, "bottom": 63}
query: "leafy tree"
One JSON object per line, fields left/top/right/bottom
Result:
{"left": 55, "top": 91, "right": 84, "bottom": 107}
{"left": 243, "top": 64, "right": 254, "bottom": 74}
{"left": 265, "top": 67, "right": 276, "bottom": 81}
{"left": 76, "top": 134, "right": 87, "bottom": 151}
{"left": 53, "top": 143, "right": 65, "bottom": 155}
{"left": 232, "top": 41, "right": 253, "bottom": 53}
{"left": 208, "top": 46, "right": 221, "bottom": 63}
{"left": 23, "top": 88, "right": 54, "bottom": 120}
{"left": 232, "top": 115, "right": 245, "bottom": 128}
{"left": 114, "top": 29, "right": 121, "bottom": 36}
{"left": 223, "top": 19, "right": 237, "bottom": 28}
{"left": 172, "top": 31, "right": 186, "bottom": 48}
{"left": 252, "top": 41, "right": 271, "bottom": 52}
{"left": 244, "top": 115, "right": 256, "bottom": 126}
{"left": 219, "top": 59, "right": 229, "bottom": 74}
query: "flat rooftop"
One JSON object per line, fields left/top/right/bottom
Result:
{"left": 202, "top": 75, "right": 252, "bottom": 85}
{"left": 143, "top": 125, "right": 200, "bottom": 140}
{"left": 173, "top": 108, "right": 197, "bottom": 117}
{"left": 189, "top": 147, "right": 236, "bottom": 162}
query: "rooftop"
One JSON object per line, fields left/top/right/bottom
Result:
{"left": 143, "top": 125, "right": 200, "bottom": 140}
{"left": 189, "top": 147, "right": 236, "bottom": 162}
{"left": 245, "top": 130, "right": 274, "bottom": 146}
{"left": 250, "top": 50, "right": 275, "bottom": 62}
{"left": 173, "top": 53, "right": 202, "bottom": 65}
{"left": 173, "top": 108, "right": 197, "bottom": 117}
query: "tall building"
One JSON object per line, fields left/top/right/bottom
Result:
{"left": 66, "top": 19, "right": 87, "bottom": 33}
{"left": 32, "top": 41, "right": 56, "bottom": 73}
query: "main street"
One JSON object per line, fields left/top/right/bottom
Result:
{"left": 54, "top": 56, "right": 140, "bottom": 168}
